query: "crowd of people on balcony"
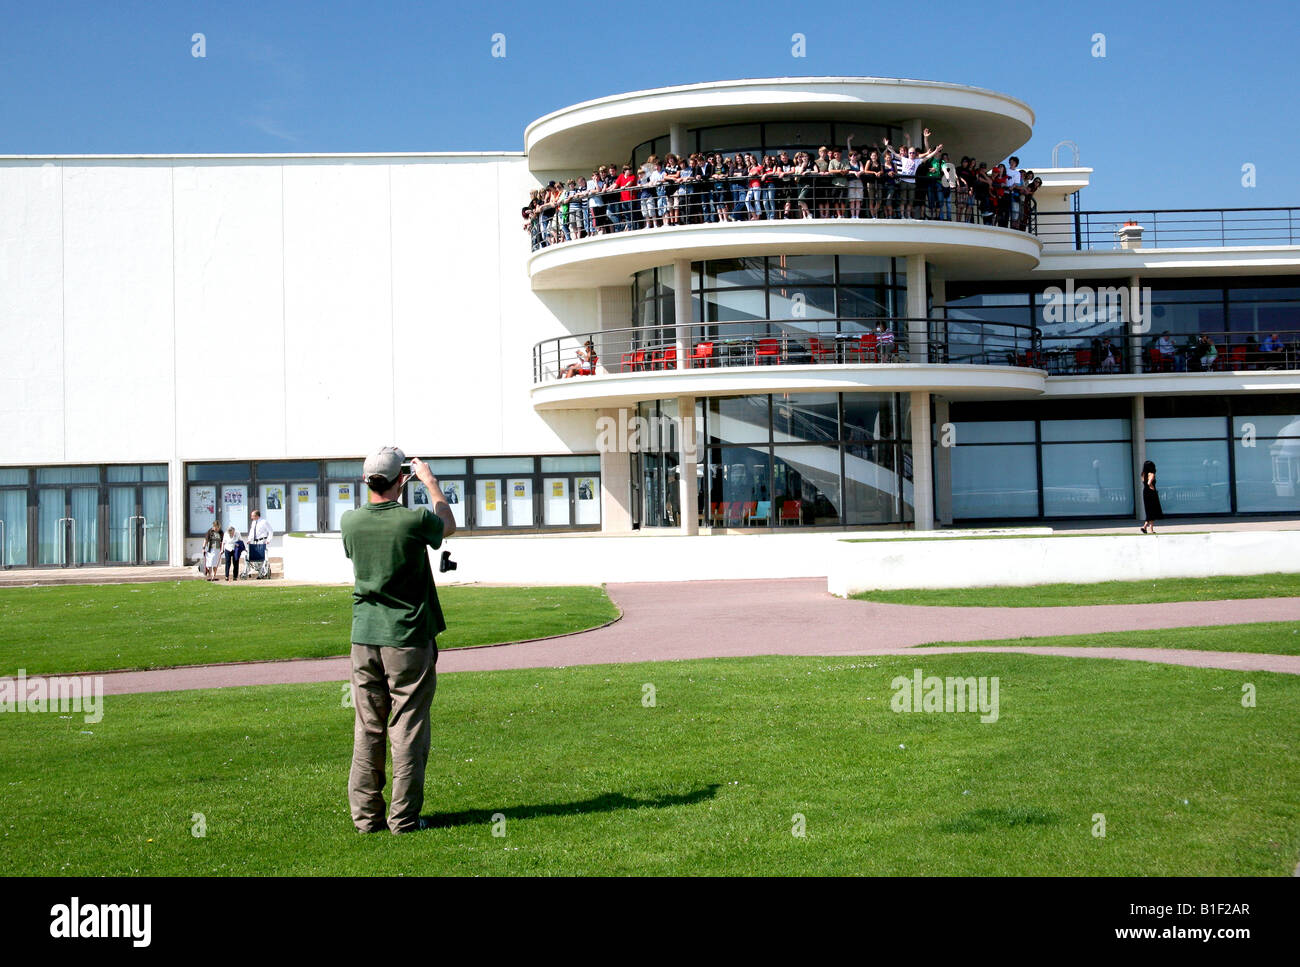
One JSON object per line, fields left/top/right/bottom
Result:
{"left": 522, "top": 129, "right": 1043, "bottom": 250}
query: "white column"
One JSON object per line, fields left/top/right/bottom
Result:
{"left": 670, "top": 123, "right": 687, "bottom": 159}
{"left": 678, "top": 395, "right": 699, "bottom": 535}
{"left": 674, "top": 258, "right": 692, "bottom": 370}
{"left": 933, "top": 397, "right": 953, "bottom": 526}
{"left": 599, "top": 414, "right": 634, "bottom": 533}
{"left": 1132, "top": 395, "right": 1146, "bottom": 522}
{"left": 910, "top": 392, "right": 935, "bottom": 530}
{"left": 902, "top": 119, "right": 925, "bottom": 148}
{"left": 905, "top": 254, "right": 928, "bottom": 363}
{"left": 168, "top": 456, "right": 185, "bottom": 566}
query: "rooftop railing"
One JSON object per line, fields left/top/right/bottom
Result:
{"left": 534, "top": 319, "right": 1300, "bottom": 385}
{"left": 1037, "top": 208, "right": 1300, "bottom": 250}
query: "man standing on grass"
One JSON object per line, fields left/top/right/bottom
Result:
{"left": 341, "top": 447, "right": 457, "bottom": 834}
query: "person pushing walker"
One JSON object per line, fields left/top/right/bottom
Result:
{"left": 342, "top": 446, "right": 457, "bottom": 834}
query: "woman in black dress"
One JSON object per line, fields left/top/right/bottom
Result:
{"left": 1140, "top": 460, "right": 1163, "bottom": 534}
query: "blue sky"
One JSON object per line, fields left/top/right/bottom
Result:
{"left": 1, "top": 0, "right": 1296, "bottom": 210}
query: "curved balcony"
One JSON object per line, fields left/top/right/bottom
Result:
{"left": 528, "top": 215, "right": 1043, "bottom": 290}
{"left": 525, "top": 77, "right": 1034, "bottom": 173}
{"left": 530, "top": 317, "right": 1047, "bottom": 410}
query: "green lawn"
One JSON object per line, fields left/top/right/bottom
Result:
{"left": 3, "top": 654, "right": 1297, "bottom": 875}
{"left": 922, "top": 621, "right": 1300, "bottom": 655}
{"left": 853, "top": 573, "right": 1300, "bottom": 608}
{"left": 0, "top": 582, "right": 619, "bottom": 676}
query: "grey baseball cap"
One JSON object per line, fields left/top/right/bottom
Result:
{"left": 362, "top": 446, "right": 406, "bottom": 486}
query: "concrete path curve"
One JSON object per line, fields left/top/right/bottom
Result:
{"left": 28, "top": 578, "right": 1300, "bottom": 696}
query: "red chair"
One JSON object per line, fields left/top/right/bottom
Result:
{"left": 755, "top": 338, "right": 781, "bottom": 364}
{"left": 807, "top": 337, "right": 836, "bottom": 363}
{"left": 859, "top": 331, "right": 879, "bottom": 363}
{"left": 1073, "top": 349, "right": 1092, "bottom": 373}
{"left": 741, "top": 501, "right": 757, "bottom": 524}
{"left": 621, "top": 350, "right": 647, "bottom": 372}
{"left": 1225, "top": 345, "right": 1246, "bottom": 370}
{"left": 659, "top": 346, "right": 678, "bottom": 370}
{"left": 779, "top": 500, "right": 801, "bottom": 525}
{"left": 692, "top": 342, "right": 715, "bottom": 368}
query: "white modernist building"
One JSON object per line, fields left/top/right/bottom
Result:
{"left": 1, "top": 77, "right": 1298, "bottom": 571}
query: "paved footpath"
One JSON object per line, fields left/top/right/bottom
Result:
{"left": 27, "top": 578, "right": 1300, "bottom": 696}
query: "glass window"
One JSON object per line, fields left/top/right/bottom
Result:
{"left": 476, "top": 479, "right": 503, "bottom": 526}
{"left": 1040, "top": 419, "right": 1130, "bottom": 442}
{"left": 187, "top": 462, "right": 250, "bottom": 482}
{"left": 774, "top": 444, "right": 841, "bottom": 525}
{"left": 575, "top": 476, "right": 600, "bottom": 525}
{"left": 1233, "top": 414, "right": 1300, "bottom": 438}
{"left": 770, "top": 255, "right": 834, "bottom": 285}
{"left": 0, "top": 468, "right": 29, "bottom": 486}
{"left": 143, "top": 465, "right": 167, "bottom": 482}
{"left": 1235, "top": 434, "right": 1300, "bottom": 513}
{"left": 951, "top": 444, "right": 1039, "bottom": 518}
{"left": 953, "top": 421, "right": 1035, "bottom": 444}
{"left": 107, "top": 465, "right": 142, "bottom": 483}
{"left": 1228, "top": 302, "right": 1300, "bottom": 335}
{"left": 37, "top": 466, "right": 98, "bottom": 485}
{"left": 259, "top": 484, "right": 288, "bottom": 533}
{"left": 705, "top": 446, "right": 771, "bottom": 523}
{"left": 1227, "top": 286, "right": 1300, "bottom": 302}
{"left": 700, "top": 124, "right": 761, "bottom": 153}
{"left": 702, "top": 258, "right": 766, "bottom": 289}
{"left": 769, "top": 285, "right": 835, "bottom": 321}
{"left": 762, "top": 121, "right": 832, "bottom": 153}
{"left": 844, "top": 394, "right": 897, "bottom": 444}
{"left": 1144, "top": 440, "right": 1231, "bottom": 514}
{"left": 472, "top": 457, "right": 534, "bottom": 474}
{"left": 836, "top": 286, "right": 892, "bottom": 319}
{"left": 836, "top": 255, "right": 893, "bottom": 286}
{"left": 708, "top": 396, "right": 770, "bottom": 445}
{"left": 257, "top": 460, "right": 319, "bottom": 479}
{"left": 844, "top": 441, "right": 904, "bottom": 525}
{"left": 544, "top": 478, "right": 570, "bottom": 526}
{"left": 328, "top": 482, "right": 358, "bottom": 531}
{"left": 507, "top": 478, "right": 533, "bottom": 527}
{"left": 772, "top": 394, "right": 838, "bottom": 443}
{"left": 1, "top": 489, "right": 29, "bottom": 565}
{"left": 188, "top": 485, "right": 219, "bottom": 534}
{"left": 1041, "top": 443, "right": 1134, "bottom": 517}
{"left": 440, "top": 480, "right": 467, "bottom": 528}
{"left": 290, "top": 483, "right": 318, "bottom": 532}
{"left": 221, "top": 485, "right": 249, "bottom": 534}
{"left": 1145, "top": 417, "right": 1227, "bottom": 439}
{"left": 702, "top": 288, "right": 766, "bottom": 324}
{"left": 426, "top": 458, "right": 467, "bottom": 474}
{"left": 325, "top": 460, "right": 364, "bottom": 478}
{"left": 541, "top": 456, "right": 601, "bottom": 472}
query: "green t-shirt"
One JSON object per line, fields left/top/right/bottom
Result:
{"left": 341, "top": 500, "right": 446, "bottom": 647}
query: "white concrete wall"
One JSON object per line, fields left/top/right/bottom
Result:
{"left": 283, "top": 527, "right": 1053, "bottom": 586}
{"left": 827, "top": 530, "right": 1300, "bottom": 595}
{"left": 0, "top": 155, "right": 600, "bottom": 469}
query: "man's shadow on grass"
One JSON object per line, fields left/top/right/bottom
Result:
{"left": 421, "top": 784, "right": 720, "bottom": 829}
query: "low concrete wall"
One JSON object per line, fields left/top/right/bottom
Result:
{"left": 283, "top": 527, "right": 1052, "bottom": 586}
{"left": 827, "top": 531, "right": 1300, "bottom": 596}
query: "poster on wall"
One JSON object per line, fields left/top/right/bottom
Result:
{"left": 297, "top": 487, "right": 310, "bottom": 503}
{"left": 413, "top": 483, "right": 429, "bottom": 505}
{"left": 444, "top": 482, "right": 460, "bottom": 505}
{"left": 513, "top": 482, "right": 526, "bottom": 498}
{"left": 552, "top": 481, "right": 564, "bottom": 498}
{"left": 338, "top": 485, "right": 350, "bottom": 501}
{"left": 577, "top": 478, "right": 595, "bottom": 501}
{"left": 189, "top": 487, "right": 216, "bottom": 532}
{"left": 221, "top": 485, "right": 249, "bottom": 533}
{"left": 484, "top": 481, "right": 496, "bottom": 511}
{"left": 265, "top": 487, "right": 284, "bottom": 510}
{"left": 259, "top": 485, "right": 288, "bottom": 534}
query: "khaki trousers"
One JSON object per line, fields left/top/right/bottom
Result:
{"left": 348, "top": 641, "right": 437, "bottom": 833}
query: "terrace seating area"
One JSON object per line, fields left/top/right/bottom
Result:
{"left": 619, "top": 331, "right": 906, "bottom": 371}
{"left": 708, "top": 500, "right": 803, "bottom": 527}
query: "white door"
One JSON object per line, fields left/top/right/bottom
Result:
{"left": 329, "top": 483, "right": 355, "bottom": 530}
{"left": 291, "top": 482, "right": 318, "bottom": 532}
{"left": 575, "top": 476, "right": 601, "bottom": 525}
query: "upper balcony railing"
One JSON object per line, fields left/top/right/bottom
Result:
{"left": 525, "top": 175, "right": 1036, "bottom": 251}
{"left": 534, "top": 317, "right": 1300, "bottom": 385}
{"left": 1038, "top": 208, "right": 1300, "bottom": 250}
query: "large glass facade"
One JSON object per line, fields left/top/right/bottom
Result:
{"left": 1, "top": 464, "right": 168, "bottom": 568}
{"left": 633, "top": 393, "right": 911, "bottom": 529}
{"left": 188, "top": 455, "right": 601, "bottom": 536}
